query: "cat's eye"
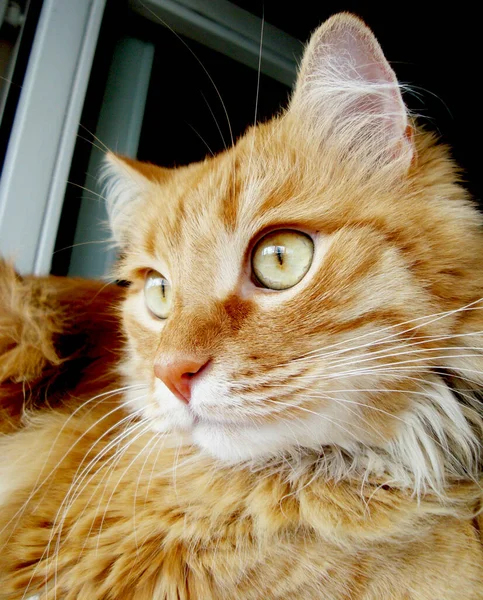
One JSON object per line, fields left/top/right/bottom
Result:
{"left": 252, "top": 230, "right": 314, "bottom": 290}
{"left": 144, "top": 270, "right": 172, "bottom": 319}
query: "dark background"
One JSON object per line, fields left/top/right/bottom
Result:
{"left": 139, "top": 1, "right": 480, "bottom": 200}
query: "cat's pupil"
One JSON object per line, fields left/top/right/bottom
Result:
{"left": 144, "top": 270, "right": 173, "bottom": 319}
{"left": 275, "top": 246, "right": 284, "bottom": 266}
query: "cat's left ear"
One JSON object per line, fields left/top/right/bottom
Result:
{"left": 289, "top": 13, "right": 413, "bottom": 170}
{"left": 102, "top": 153, "right": 169, "bottom": 246}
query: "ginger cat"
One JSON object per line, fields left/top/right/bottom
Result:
{"left": 1, "top": 13, "right": 483, "bottom": 599}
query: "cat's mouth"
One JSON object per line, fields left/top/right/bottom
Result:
{"left": 189, "top": 410, "right": 254, "bottom": 430}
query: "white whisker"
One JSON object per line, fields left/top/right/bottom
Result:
{"left": 283, "top": 300, "right": 483, "bottom": 367}
{"left": 0, "top": 385, "right": 145, "bottom": 547}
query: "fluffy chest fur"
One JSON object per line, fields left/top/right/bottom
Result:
{"left": 0, "top": 400, "right": 482, "bottom": 600}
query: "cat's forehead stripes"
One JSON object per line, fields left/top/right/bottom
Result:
{"left": 128, "top": 160, "right": 314, "bottom": 313}
{"left": 218, "top": 154, "right": 243, "bottom": 232}
{"left": 131, "top": 148, "right": 284, "bottom": 302}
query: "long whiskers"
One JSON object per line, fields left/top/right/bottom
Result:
{"left": 49, "top": 413, "right": 152, "bottom": 598}
{"left": 16, "top": 392, "right": 147, "bottom": 598}
{"left": 0, "top": 384, "right": 146, "bottom": 546}
{"left": 296, "top": 338, "right": 483, "bottom": 373}
{"left": 281, "top": 299, "right": 483, "bottom": 367}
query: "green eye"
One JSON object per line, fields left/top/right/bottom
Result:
{"left": 252, "top": 230, "right": 314, "bottom": 290}
{"left": 144, "top": 270, "right": 172, "bottom": 319}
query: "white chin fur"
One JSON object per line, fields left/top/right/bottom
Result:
{"left": 191, "top": 416, "right": 347, "bottom": 464}
{"left": 135, "top": 378, "right": 350, "bottom": 463}
{"left": 126, "top": 375, "right": 481, "bottom": 495}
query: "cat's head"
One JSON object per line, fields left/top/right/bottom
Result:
{"left": 104, "top": 13, "right": 483, "bottom": 494}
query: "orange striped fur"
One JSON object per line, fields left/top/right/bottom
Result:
{"left": 1, "top": 13, "right": 483, "bottom": 599}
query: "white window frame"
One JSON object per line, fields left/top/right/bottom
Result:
{"left": 0, "top": 0, "right": 106, "bottom": 275}
{"left": 0, "top": 0, "right": 299, "bottom": 276}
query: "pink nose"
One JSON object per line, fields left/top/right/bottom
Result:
{"left": 154, "top": 354, "right": 208, "bottom": 404}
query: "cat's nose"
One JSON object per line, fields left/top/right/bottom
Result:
{"left": 154, "top": 354, "right": 208, "bottom": 404}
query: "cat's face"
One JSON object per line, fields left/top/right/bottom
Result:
{"left": 106, "top": 14, "right": 483, "bottom": 488}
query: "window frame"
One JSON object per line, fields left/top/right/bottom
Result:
{"left": 0, "top": 0, "right": 299, "bottom": 276}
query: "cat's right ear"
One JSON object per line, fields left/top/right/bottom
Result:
{"left": 102, "top": 153, "right": 170, "bottom": 246}
{"left": 288, "top": 13, "right": 413, "bottom": 171}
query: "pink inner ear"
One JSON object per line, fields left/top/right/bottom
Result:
{"left": 331, "top": 25, "right": 395, "bottom": 85}
{"left": 292, "top": 14, "right": 413, "bottom": 168}
{"left": 322, "top": 22, "right": 407, "bottom": 124}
